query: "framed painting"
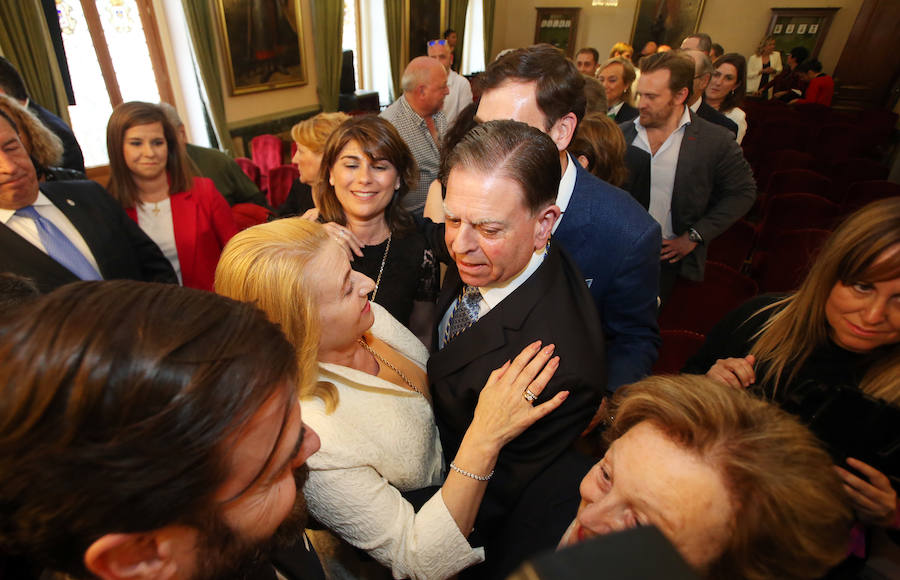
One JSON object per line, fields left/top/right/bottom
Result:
{"left": 765, "top": 8, "right": 838, "bottom": 61}
{"left": 630, "top": 0, "right": 706, "bottom": 56}
{"left": 216, "top": 0, "right": 307, "bottom": 95}
{"left": 534, "top": 8, "right": 580, "bottom": 58}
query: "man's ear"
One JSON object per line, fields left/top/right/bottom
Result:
{"left": 675, "top": 86, "right": 690, "bottom": 106}
{"left": 534, "top": 204, "right": 562, "bottom": 249}
{"left": 84, "top": 528, "right": 193, "bottom": 580}
{"left": 548, "top": 112, "right": 578, "bottom": 151}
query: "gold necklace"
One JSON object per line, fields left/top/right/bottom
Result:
{"left": 369, "top": 233, "right": 392, "bottom": 301}
{"left": 357, "top": 338, "right": 421, "bottom": 395}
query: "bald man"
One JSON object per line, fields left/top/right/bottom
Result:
{"left": 427, "top": 39, "right": 473, "bottom": 125}
{"left": 381, "top": 56, "right": 450, "bottom": 216}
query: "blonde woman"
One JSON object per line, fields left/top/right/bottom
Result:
{"left": 277, "top": 111, "right": 350, "bottom": 217}
{"left": 747, "top": 35, "right": 782, "bottom": 95}
{"left": 215, "top": 218, "right": 566, "bottom": 580}
{"left": 685, "top": 198, "right": 900, "bottom": 539}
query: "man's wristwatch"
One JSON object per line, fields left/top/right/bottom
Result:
{"left": 687, "top": 227, "right": 704, "bottom": 245}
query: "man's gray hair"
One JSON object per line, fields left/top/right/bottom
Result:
{"left": 157, "top": 102, "right": 183, "bottom": 128}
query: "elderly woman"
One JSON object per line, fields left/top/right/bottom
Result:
{"left": 277, "top": 111, "right": 350, "bottom": 217}
{"left": 595, "top": 57, "right": 638, "bottom": 123}
{"left": 106, "top": 102, "right": 237, "bottom": 291}
{"left": 685, "top": 198, "right": 900, "bottom": 571}
{"left": 315, "top": 115, "right": 438, "bottom": 341}
{"left": 704, "top": 53, "right": 748, "bottom": 143}
{"left": 560, "top": 374, "right": 851, "bottom": 579}
{"left": 0, "top": 95, "right": 82, "bottom": 181}
{"left": 608, "top": 41, "right": 634, "bottom": 62}
{"left": 747, "top": 35, "right": 782, "bottom": 95}
{"left": 215, "top": 217, "right": 565, "bottom": 580}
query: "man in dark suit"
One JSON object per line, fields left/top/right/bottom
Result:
{"left": 683, "top": 49, "right": 739, "bottom": 137}
{"left": 0, "top": 56, "right": 85, "bottom": 174}
{"left": 619, "top": 51, "right": 756, "bottom": 302}
{"left": 475, "top": 45, "right": 661, "bottom": 391}
{"left": 430, "top": 120, "right": 606, "bottom": 579}
{"left": 0, "top": 281, "right": 325, "bottom": 580}
{"left": 0, "top": 110, "right": 176, "bottom": 292}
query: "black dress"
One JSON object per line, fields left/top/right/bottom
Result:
{"left": 352, "top": 231, "right": 439, "bottom": 327}
{"left": 683, "top": 294, "right": 880, "bottom": 402}
{"left": 276, "top": 179, "right": 315, "bottom": 218}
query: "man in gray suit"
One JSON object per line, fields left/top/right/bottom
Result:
{"left": 619, "top": 51, "right": 756, "bottom": 303}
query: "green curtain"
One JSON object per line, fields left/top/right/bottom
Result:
{"left": 181, "top": 0, "right": 233, "bottom": 153}
{"left": 482, "top": 0, "right": 496, "bottom": 65}
{"left": 0, "top": 0, "right": 70, "bottom": 123}
{"left": 311, "top": 0, "right": 343, "bottom": 112}
{"left": 384, "top": 0, "right": 404, "bottom": 100}
{"left": 449, "top": 0, "right": 469, "bottom": 71}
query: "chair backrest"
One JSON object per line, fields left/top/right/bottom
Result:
{"left": 658, "top": 262, "right": 758, "bottom": 335}
{"left": 756, "top": 149, "right": 815, "bottom": 192}
{"left": 791, "top": 102, "right": 832, "bottom": 125}
{"left": 235, "top": 157, "right": 260, "bottom": 187}
{"left": 759, "top": 119, "right": 812, "bottom": 152}
{"left": 755, "top": 228, "right": 831, "bottom": 293}
{"left": 231, "top": 202, "right": 272, "bottom": 231}
{"left": 706, "top": 219, "right": 755, "bottom": 271}
{"left": 250, "top": 134, "right": 284, "bottom": 176}
{"left": 842, "top": 180, "right": 900, "bottom": 215}
{"left": 267, "top": 164, "right": 300, "bottom": 210}
{"left": 766, "top": 168, "right": 834, "bottom": 200}
{"left": 809, "top": 123, "right": 865, "bottom": 166}
{"left": 826, "top": 158, "right": 889, "bottom": 204}
{"left": 756, "top": 193, "right": 839, "bottom": 252}
{"left": 652, "top": 329, "right": 707, "bottom": 375}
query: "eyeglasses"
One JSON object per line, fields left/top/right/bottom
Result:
{"left": 428, "top": 39, "right": 447, "bottom": 47}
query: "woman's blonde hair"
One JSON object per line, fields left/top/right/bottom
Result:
{"left": 609, "top": 42, "right": 633, "bottom": 58}
{"left": 290, "top": 112, "right": 350, "bottom": 152}
{"left": 606, "top": 375, "right": 851, "bottom": 580}
{"left": 0, "top": 94, "right": 63, "bottom": 169}
{"left": 750, "top": 198, "right": 900, "bottom": 403}
{"left": 597, "top": 57, "right": 637, "bottom": 106}
{"left": 756, "top": 35, "right": 776, "bottom": 56}
{"left": 214, "top": 218, "right": 338, "bottom": 411}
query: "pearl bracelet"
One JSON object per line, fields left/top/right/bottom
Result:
{"left": 449, "top": 462, "right": 494, "bottom": 481}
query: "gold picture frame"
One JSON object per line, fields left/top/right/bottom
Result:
{"left": 216, "top": 0, "right": 307, "bottom": 95}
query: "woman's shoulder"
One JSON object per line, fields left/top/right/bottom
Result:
{"left": 369, "top": 302, "right": 429, "bottom": 367}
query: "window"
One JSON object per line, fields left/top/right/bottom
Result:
{"left": 55, "top": 0, "right": 173, "bottom": 167}
{"left": 461, "top": 0, "right": 485, "bottom": 75}
{"left": 342, "top": 0, "right": 394, "bottom": 107}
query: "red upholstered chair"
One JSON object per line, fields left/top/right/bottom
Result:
{"left": 791, "top": 102, "right": 832, "bottom": 126}
{"left": 808, "top": 124, "right": 866, "bottom": 168}
{"left": 658, "top": 262, "right": 758, "bottom": 335}
{"left": 235, "top": 157, "right": 261, "bottom": 188}
{"left": 856, "top": 109, "right": 898, "bottom": 154}
{"left": 841, "top": 181, "right": 900, "bottom": 215}
{"left": 231, "top": 203, "right": 272, "bottom": 231}
{"left": 250, "top": 134, "right": 284, "bottom": 190}
{"left": 267, "top": 164, "right": 300, "bottom": 210}
{"left": 766, "top": 169, "right": 834, "bottom": 202}
{"left": 706, "top": 219, "right": 755, "bottom": 272}
{"left": 290, "top": 140, "right": 298, "bottom": 159}
{"left": 756, "top": 149, "right": 815, "bottom": 192}
{"left": 652, "top": 330, "right": 707, "bottom": 375}
{"left": 826, "top": 158, "right": 889, "bottom": 204}
{"left": 755, "top": 194, "right": 839, "bottom": 252}
{"left": 753, "top": 229, "right": 831, "bottom": 293}
{"left": 757, "top": 119, "right": 813, "bottom": 153}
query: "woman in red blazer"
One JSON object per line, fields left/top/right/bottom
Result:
{"left": 106, "top": 102, "right": 237, "bottom": 291}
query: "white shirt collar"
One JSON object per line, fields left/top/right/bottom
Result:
{"left": 689, "top": 99, "right": 701, "bottom": 113}
{"left": 608, "top": 101, "right": 625, "bottom": 116}
{"left": 0, "top": 191, "right": 51, "bottom": 224}
{"left": 479, "top": 244, "right": 547, "bottom": 310}
{"left": 552, "top": 153, "right": 577, "bottom": 233}
{"left": 634, "top": 105, "right": 691, "bottom": 140}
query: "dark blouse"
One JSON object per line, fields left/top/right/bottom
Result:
{"left": 353, "top": 231, "right": 439, "bottom": 327}
{"left": 275, "top": 179, "right": 315, "bottom": 218}
{"left": 683, "top": 294, "right": 881, "bottom": 402}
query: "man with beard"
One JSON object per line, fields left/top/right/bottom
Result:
{"left": 0, "top": 280, "right": 323, "bottom": 580}
{"left": 619, "top": 51, "right": 755, "bottom": 304}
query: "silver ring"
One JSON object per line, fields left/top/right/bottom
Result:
{"left": 339, "top": 229, "right": 346, "bottom": 237}
{"left": 523, "top": 389, "right": 537, "bottom": 403}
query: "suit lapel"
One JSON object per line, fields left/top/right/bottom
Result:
{"left": 41, "top": 184, "right": 108, "bottom": 274}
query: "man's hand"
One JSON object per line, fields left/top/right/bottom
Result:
{"left": 660, "top": 233, "right": 698, "bottom": 263}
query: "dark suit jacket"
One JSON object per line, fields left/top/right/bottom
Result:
{"left": 429, "top": 240, "right": 605, "bottom": 578}
{"left": 621, "top": 109, "right": 757, "bottom": 281}
{"left": 0, "top": 181, "right": 177, "bottom": 293}
{"left": 28, "top": 102, "right": 85, "bottom": 174}
{"left": 623, "top": 144, "right": 651, "bottom": 209}
{"left": 696, "top": 101, "right": 739, "bottom": 137}
{"left": 555, "top": 162, "right": 661, "bottom": 390}
{"left": 613, "top": 102, "right": 639, "bottom": 123}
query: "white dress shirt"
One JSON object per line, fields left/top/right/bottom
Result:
{"left": 631, "top": 106, "right": 692, "bottom": 239}
{"left": 442, "top": 69, "right": 474, "bottom": 126}
{"left": 136, "top": 198, "right": 182, "bottom": 284}
{"left": 553, "top": 152, "right": 577, "bottom": 234}
{"left": 0, "top": 191, "right": 101, "bottom": 272}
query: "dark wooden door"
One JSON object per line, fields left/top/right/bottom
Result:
{"left": 833, "top": 0, "right": 900, "bottom": 109}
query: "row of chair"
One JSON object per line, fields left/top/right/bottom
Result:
{"left": 235, "top": 157, "right": 299, "bottom": 210}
